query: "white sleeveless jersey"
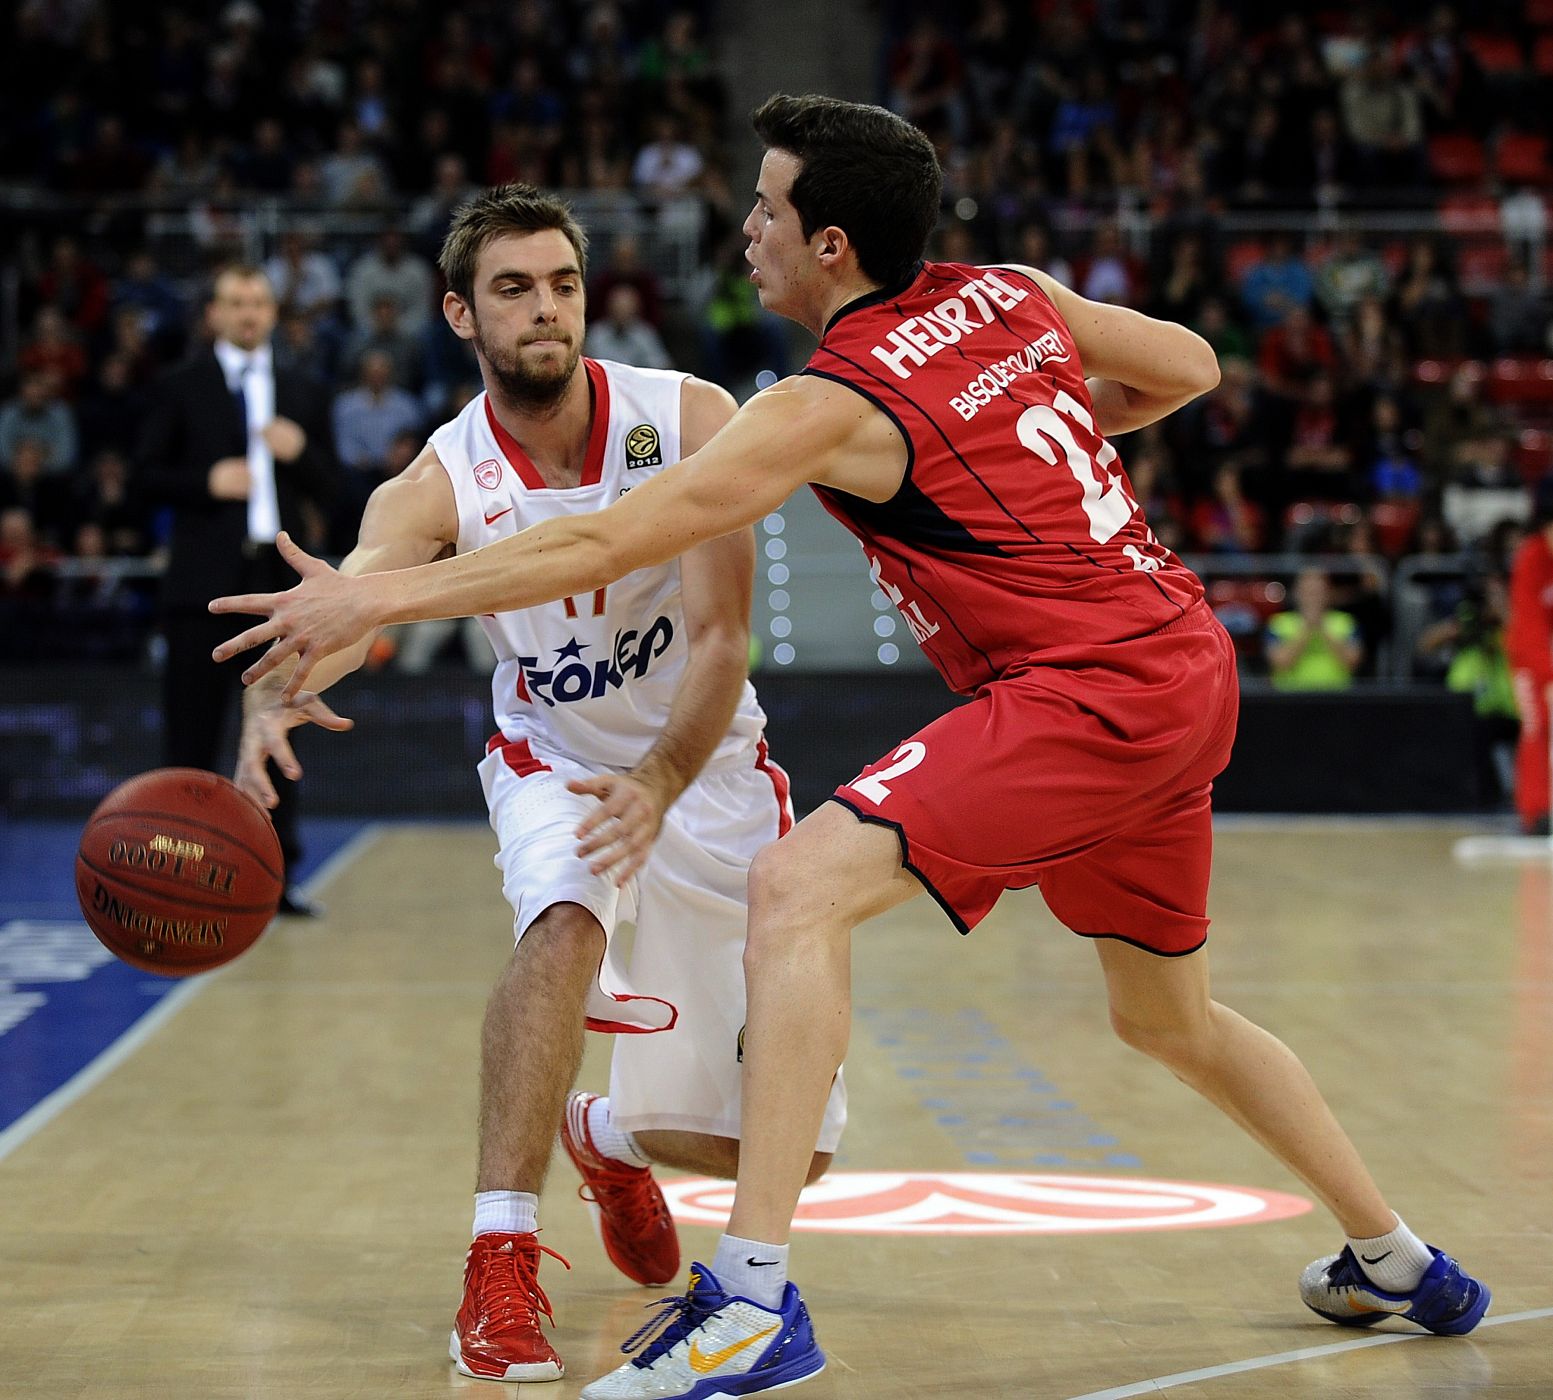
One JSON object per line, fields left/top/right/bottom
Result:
{"left": 431, "top": 359, "right": 766, "bottom": 770}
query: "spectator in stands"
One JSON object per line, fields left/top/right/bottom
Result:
{"left": 1290, "top": 108, "right": 1357, "bottom": 206}
{"left": 1077, "top": 220, "right": 1137, "bottom": 305}
{"left": 74, "top": 448, "right": 148, "bottom": 556}
{"left": 1191, "top": 463, "right": 1266, "bottom": 554}
{"left": 589, "top": 231, "right": 666, "bottom": 330}
{"left": 1267, "top": 567, "right": 1364, "bottom": 690}
{"left": 331, "top": 348, "right": 424, "bottom": 536}
{"left": 1258, "top": 304, "right": 1337, "bottom": 402}
{"left": 1285, "top": 372, "right": 1355, "bottom": 498}
{"left": 1186, "top": 355, "right": 1269, "bottom": 492}
{"left": 0, "top": 374, "right": 78, "bottom": 474}
{"left": 1148, "top": 233, "right": 1214, "bottom": 324}
{"left": 1422, "top": 364, "right": 1501, "bottom": 482}
{"left": 1316, "top": 231, "right": 1389, "bottom": 329}
{"left": 112, "top": 249, "right": 187, "bottom": 363}
{"left": 18, "top": 305, "right": 89, "bottom": 400}
{"left": 887, "top": 14, "right": 967, "bottom": 140}
{"left": 0, "top": 507, "right": 57, "bottom": 639}
{"left": 1339, "top": 296, "right": 1407, "bottom": 394}
{"left": 1405, "top": 4, "right": 1488, "bottom": 136}
{"left": 77, "top": 354, "right": 146, "bottom": 461}
{"left": 1013, "top": 223, "right": 1072, "bottom": 289}
{"left": 1365, "top": 396, "right": 1423, "bottom": 501}
{"left": 631, "top": 114, "right": 705, "bottom": 197}
{"left": 409, "top": 153, "right": 477, "bottom": 256}
{"left": 30, "top": 236, "right": 110, "bottom": 338}
{"left": 1488, "top": 259, "right": 1550, "bottom": 354}
{"left": 1193, "top": 296, "right": 1252, "bottom": 362}
{"left": 1340, "top": 45, "right": 1426, "bottom": 187}
{"left": 347, "top": 228, "right": 436, "bottom": 336}
{"left": 239, "top": 117, "right": 297, "bottom": 194}
{"left": 0, "top": 438, "right": 73, "bottom": 545}
{"left": 1240, "top": 233, "right": 1315, "bottom": 329}
{"left": 320, "top": 121, "right": 392, "bottom": 208}
{"left": 264, "top": 230, "right": 343, "bottom": 325}
{"left": 586, "top": 284, "right": 673, "bottom": 369}
{"left": 1391, "top": 238, "right": 1464, "bottom": 356}
{"left": 1453, "top": 432, "right": 1518, "bottom": 491}
{"left": 344, "top": 295, "right": 423, "bottom": 389}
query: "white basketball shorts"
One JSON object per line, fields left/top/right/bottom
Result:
{"left": 478, "top": 734, "right": 846, "bottom": 1150}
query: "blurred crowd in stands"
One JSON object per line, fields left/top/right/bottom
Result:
{"left": 0, "top": 0, "right": 1547, "bottom": 802}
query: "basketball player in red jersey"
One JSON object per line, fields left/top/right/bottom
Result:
{"left": 1507, "top": 482, "right": 1553, "bottom": 835}
{"left": 214, "top": 96, "right": 1489, "bottom": 1394}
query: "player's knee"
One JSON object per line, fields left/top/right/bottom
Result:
{"left": 1108, "top": 1005, "right": 1210, "bottom": 1074}
{"left": 746, "top": 838, "right": 806, "bottom": 918}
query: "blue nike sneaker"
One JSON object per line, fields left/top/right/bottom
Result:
{"left": 1300, "top": 1245, "right": 1491, "bottom": 1335}
{"left": 580, "top": 1262, "right": 825, "bottom": 1399}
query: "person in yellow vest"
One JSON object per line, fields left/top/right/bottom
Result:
{"left": 1266, "top": 567, "right": 1364, "bottom": 690}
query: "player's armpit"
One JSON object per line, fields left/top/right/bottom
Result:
{"left": 343, "top": 443, "right": 460, "bottom": 577}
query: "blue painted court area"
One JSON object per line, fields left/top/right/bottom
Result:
{"left": 0, "top": 817, "right": 365, "bottom": 1145}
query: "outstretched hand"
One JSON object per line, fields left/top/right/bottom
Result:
{"left": 209, "top": 532, "right": 379, "bottom": 699}
{"left": 236, "top": 690, "right": 354, "bottom": 809}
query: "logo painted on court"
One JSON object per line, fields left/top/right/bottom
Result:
{"left": 660, "top": 1172, "right": 1311, "bottom": 1236}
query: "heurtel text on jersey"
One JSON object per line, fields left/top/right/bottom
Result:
{"left": 868, "top": 270, "right": 1033, "bottom": 381}
{"left": 517, "top": 618, "right": 674, "bottom": 706}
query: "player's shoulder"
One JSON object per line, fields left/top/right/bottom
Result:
{"left": 592, "top": 356, "right": 689, "bottom": 396}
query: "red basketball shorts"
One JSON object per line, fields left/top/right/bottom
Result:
{"left": 833, "top": 603, "right": 1239, "bottom": 956}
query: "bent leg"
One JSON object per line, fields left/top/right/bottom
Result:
{"left": 634, "top": 1129, "right": 833, "bottom": 1186}
{"left": 477, "top": 902, "right": 605, "bottom": 1193}
{"left": 727, "top": 801, "right": 921, "bottom": 1244}
{"left": 1096, "top": 938, "right": 1393, "bottom": 1237}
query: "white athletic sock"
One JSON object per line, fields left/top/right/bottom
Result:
{"left": 1347, "top": 1214, "right": 1433, "bottom": 1292}
{"left": 586, "top": 1095, "right": 651, "bottom": 1167}
{"left": 711, "top": 1234, "right": 788, "bottom": 1310}
{"left": 473, "top": 1190, "right": 539, "bottom": 1239}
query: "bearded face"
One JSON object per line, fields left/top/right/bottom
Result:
{"left": 472, "top": 320, "right": 583, "bottom": 412}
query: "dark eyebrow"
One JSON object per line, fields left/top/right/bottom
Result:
{"left": 754, "top": 188, "right": 770, "bottom": 204}
{"left": 488, "top": 264, "right": 583, "bottom": 284}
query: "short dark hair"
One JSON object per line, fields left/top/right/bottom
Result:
{"left": 438, "top": 184, "right": 589, "bottom": 304}
{"left": 208, "top": 262, "right": 271, "bottom": 302}
{"left": 752, "top": 94, "right": 941, "bottom": 287}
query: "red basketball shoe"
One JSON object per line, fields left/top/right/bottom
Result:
{"left": 449, "top": 1232, "right": 569, "bottom": 1381}
{"left": 560, "top": 1092, "right": 680, "bottom": 1286}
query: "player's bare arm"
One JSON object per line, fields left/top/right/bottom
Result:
{"left": 570, "top": 377, "right": 756, "bottom": 884}
{"left": 1002, "top": 264, "right": 1220, "bottom": 437}
{"left": 233, "top": 444, "right": 458, "bottom": 806}
{"left": 210, "top": 373, "right": 904, "bottom": 699}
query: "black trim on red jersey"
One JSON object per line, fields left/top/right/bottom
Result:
{"left": 897, "top": 550, "right": 999, "bottom": 678}
{"left": 1070, "top": 929, "right": 1208, "bottom": 958}
{"left": 801, "top": 367, "right": 916, "bottom": 483}
{"left": 821, "top": 263, "right": 925, "bottom": 339}
{"left": 817, "top": 344, "right": 1046, "bottom": 547}
{"left": 826, "top": 795, "right": 972, "bottom": 935}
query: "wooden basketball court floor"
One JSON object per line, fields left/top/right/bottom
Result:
{"left": 1, "top": 820, "right": 1549, "bottom": 1399}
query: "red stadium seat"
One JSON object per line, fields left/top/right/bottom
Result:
{"left": 1514, "top": 428, "right": 1553, "bottom": 479}
{"left": 1536, "top": 32, "right": 1553, "bottom": 76}
{"left": 1466, "top": 33, "right": 1525, "bottom": 73}
{"left": 1369, "top": 501, "right": 1421, "bottom": 556}
{"left": 1457, "top": 241, "right": 1511, "bottom": 289}
{"left": 1497, "top": 132, "right": 1553, "bottom": 185}
{"left": 1530, "top": 0, "right": 1553, "bottom": 28}
{"left": 1429, "top": 134, "right": 1488, "bottom": 184}
{"left": 1226, "top": 238, "right": 1269, "bottom": 285}
{"left": 1438, "top": 193, "right": 1501, "bottom": 232}
{"left": 1488, "top": 358, "right": 1553, "bottom": 405}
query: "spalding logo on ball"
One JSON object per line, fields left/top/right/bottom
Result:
{"left": 75, "top": 768, "right": 284, "bottom": 977}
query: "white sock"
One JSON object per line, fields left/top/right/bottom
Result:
{"left": 586, "top": 1095, "right": 651, "bottom": 1167}
{"left": 1347, "top": 1214, "right": 1433, "bottom": 1292}
{"left": 473, "top": 1190, "right": 539, "bottom": 1239}
{"left": 711, "top": 1233, "right": 788, "bottom": 1310}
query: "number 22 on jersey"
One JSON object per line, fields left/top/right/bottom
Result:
{"left": 1015, "top": 390, "right": 1162, "bottom": 572}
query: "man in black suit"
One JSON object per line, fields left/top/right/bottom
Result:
{"left": 136, "top": 263, "right": 338, "bottom": 912}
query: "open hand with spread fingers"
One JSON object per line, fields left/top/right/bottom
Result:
{"left": 237, "top": 684, "right": 354, "bottom": 810}
{"left": 209, "top": 532, "right": 381, "bottom": 699}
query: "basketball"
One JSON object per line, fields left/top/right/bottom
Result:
{"left": 74, "top": 768, "right": 284, "bottom": 977}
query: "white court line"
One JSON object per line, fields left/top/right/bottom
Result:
{"left": 0, "top": 824, "right": 382, "bottom": 1166}
{"left": 1065, "top": 1306, "right": 1553, "bottom": 1399}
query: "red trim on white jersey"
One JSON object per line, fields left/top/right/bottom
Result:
{"left": 486, "top": 732, "right": 552, "bottom": 778}
{"left": 755, "top": 736, "right": 794, "bottom": 837}
{"left": 481, "top": 359, "right": 612, "bottom": 490}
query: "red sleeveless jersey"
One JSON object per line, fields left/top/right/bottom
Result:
{"left": 804, "top": 260, "right": 1204, "bottom": 694}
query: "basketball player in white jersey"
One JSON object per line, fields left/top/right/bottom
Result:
{"left": 230, "top": 185, "right": 845, "bottom": 1384}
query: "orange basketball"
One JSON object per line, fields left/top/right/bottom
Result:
{"left": 74, "top": 768, "right": 284, "bottom": 977}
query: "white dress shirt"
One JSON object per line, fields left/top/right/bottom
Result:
{"left": 214, "top": 338, "right": 281, "bottom": 544}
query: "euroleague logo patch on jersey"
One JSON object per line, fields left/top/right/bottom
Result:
{"left": 473, "top": 458, "right": 502, "bottom": 491}
{"left": 515, "top": 619, "right": 675, "bottom": 707}
{"left": 660, "top": 1172, "right": 1312, "bottom": 1236}
{"left": 624, "top": 423, "right": 662, "bottom": 469}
